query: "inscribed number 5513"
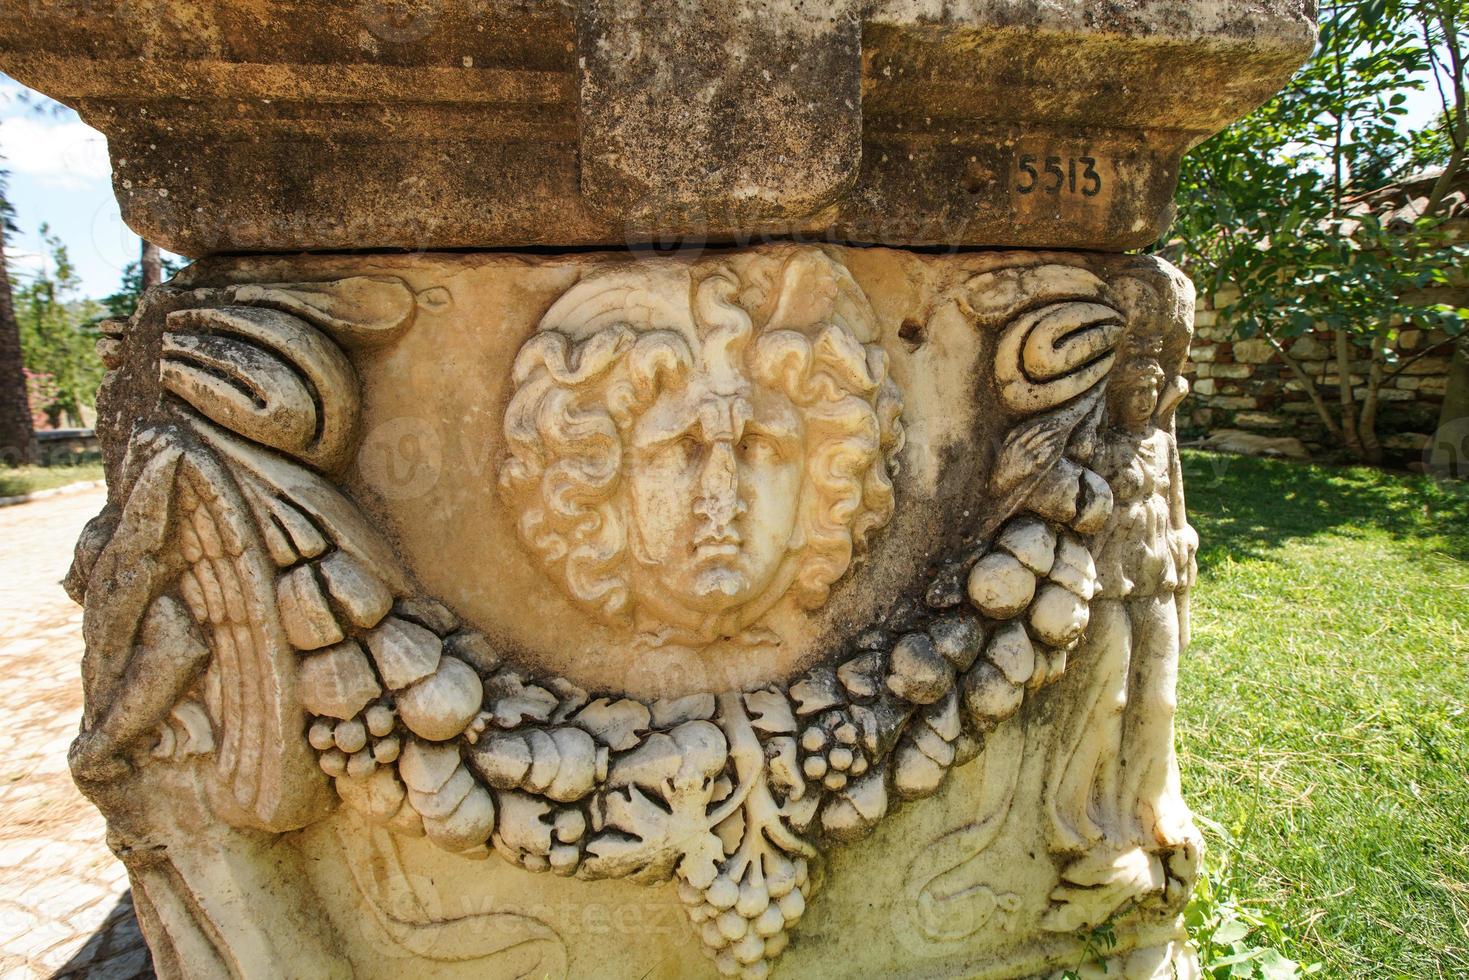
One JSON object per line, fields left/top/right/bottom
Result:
{"left": 1016, "top": 155, "right": 1102, "bottom": 197}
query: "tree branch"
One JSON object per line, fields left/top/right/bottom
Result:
{"left": 1421, "top": 0, "right": 1467, "bottom": 218}
{"left": 1381, "top": 334, "right": 1459, "bottom": 380}
{"left": 1266, "top": 333, "right": 1345, "bottom": 442}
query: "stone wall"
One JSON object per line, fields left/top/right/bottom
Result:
{"left": 1179, "top": 283, "right": 1464, "bottom": 463}
{"left": 34, "top": 429, "right": 99, "bottom": 466}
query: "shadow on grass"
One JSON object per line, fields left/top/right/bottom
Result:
{"left": 1181, "top": 449, "right": 1469, "bottom": 568}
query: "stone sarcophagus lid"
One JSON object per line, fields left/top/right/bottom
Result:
{"left": 0, "top": 0, "right": 1314, "bottom": 254}
{"left": 0, "top": 3, "right": 1313, "bottom": 978}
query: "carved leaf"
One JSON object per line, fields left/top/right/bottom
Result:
{"left": 484, "top": 671, "right": 559, "bottom": 727}
{"left": 599, "top": 785, "right": 717, "bottom": 884}
{"left": 587, "top": 721, "right": 729, "bottom": 887}
{"left": 789, "top": 667, "right": 843, "bottom": 716}
{"left": 744, "top": 689, "right": 796, "bottom": 735}
{"left": 571, "top": 697, "right": 651, "bottom": 750}
{"left": 990, "top": 417, "right": 1068, "bottom": 498}
{"left": 546, "top": 677, "right": 590, "bottom": 722}
{"left": 650, "top": 693, "right": 716, "bottom": 727}
{"left": 227, "top": 277, "right": 423, "bottom": 349}
{"left": 162, "top": 306, "right": 359, "bottom": 473}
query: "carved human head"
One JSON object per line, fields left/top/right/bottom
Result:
{"left": 499, "top": 249, "right": 904, "bottom": 644}
{"left": 1108, "top": 355, "right": 1167, "bottom": 433}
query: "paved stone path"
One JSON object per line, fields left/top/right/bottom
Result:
{"left": 0, "top": 487, "right": 153, "bottom": 980}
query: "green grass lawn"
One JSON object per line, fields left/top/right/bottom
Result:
{"left": 0, "top": 459, "right": 104, "bottom": 498}
{"left": 1178, "top": 450, "right": 1469, "bottom": 978}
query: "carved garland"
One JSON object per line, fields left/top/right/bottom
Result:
{"left": 73, "top": 259, "right": 1133, "bottom": 979}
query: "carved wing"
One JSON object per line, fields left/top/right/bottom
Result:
{"left": 72, "top": 425, "right": 327, "bottom": 828}
{"left": 71, "top": 277, "right": 433, "bottom": 832}
{"left": 177, "top": 438, "right": 336, "bottom": 827}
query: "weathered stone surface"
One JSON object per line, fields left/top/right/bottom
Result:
{"left": 1200, "top": 428, "right": 1310, "bottom": 459}
{"left": 1233, "top": 411, "right": 1289, "bottom": 430}
{"left": 3, "top": 0, "right": 1319, "bottom": 973}
{"left": 55, "top": 244, "right": 1219, "bottom": 978}
{"left": 0, "top": 0, "right": 1314, "bottom": 254}
{"left": 1232, "top": 338, "right": 1276, "bottom": 364}
{"left": 298, "top": 641, "right": 381, "bottom": 720}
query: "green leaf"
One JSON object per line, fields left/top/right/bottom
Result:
{"left": 1259, "top": 949, "right": 1305, "bottom": 979}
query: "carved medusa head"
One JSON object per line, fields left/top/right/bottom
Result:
{"left": 499, "top": 249, "right": 904, "bottom": 646}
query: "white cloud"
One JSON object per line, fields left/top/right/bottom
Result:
{"left": 0, "top": 114, "right": 111, "bottom": 190}
{"left": 5, "top": 246, "right": 45, "bottom": 282}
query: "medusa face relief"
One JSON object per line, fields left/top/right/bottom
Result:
{"left": 626, "top": 379, "right": 805, "bottom": 619}
{"left": 499, "top": 248, "right": 904, "bottom": 647}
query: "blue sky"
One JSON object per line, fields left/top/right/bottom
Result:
{"left": 0, "top": 78, "right": 177, "bottom": 299}
{"left": 0, "top": 72, "right": 1454, "bottom": 300}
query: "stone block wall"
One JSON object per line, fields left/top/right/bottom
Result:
{"left": 34, "top": 429, "right": 100, "bottom": 466}
{"left": 1178, "top": 283, "right": 1463, "bottom": 463}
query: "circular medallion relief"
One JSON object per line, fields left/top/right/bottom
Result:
{"left": 498, "top": 249, "right": 904, "bottom": 652}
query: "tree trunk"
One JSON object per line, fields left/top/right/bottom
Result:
{"left": 141, "top": 239, "right": 163, "bottom": 290}
{"left": 1333, "top": 328, "right": 1365, "bottom": 459}
{"left": 1359, "top": 340, "right": 1385, "bottom": 465}
{"left": 0, "top": 238, "right": 36, "bottom": 466}
{"left": 1268, "top": 332, "right": 1345, "bottom": 443}
{"left": 1431, "top": 335, "right": 1469, "bottom": 479}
